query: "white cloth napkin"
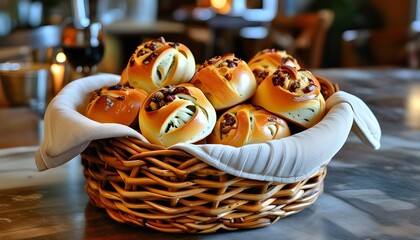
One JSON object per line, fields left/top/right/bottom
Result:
{"left": 35, "top": 74, "right": 381, "bottom": 183}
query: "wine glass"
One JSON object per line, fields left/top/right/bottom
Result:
{"left": 61, "top": 19, "right": 105, "bottom": 77}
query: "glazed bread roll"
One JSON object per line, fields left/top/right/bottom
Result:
{"left": 248, "top": 49, "right": 300, "bottom": 84}
{"left": 208, "top": 104, "right": 291, "bottom": 147}
{"left": 191, "top": 53, "right": 257, "bottom": 110}
{"left": 119, "top": 67, "right": 129, "bottom": 86}
{"left": 85, "top": 84, "right": 148, "bottom": 127}
{"left": 139, "top": 84, "right": 217, "bottom": 147}
{"left": 252, "top": 66, "right": 326, "bottom": 128}
{"left": 126, "top": 37, "right": 196, "bottom": 93}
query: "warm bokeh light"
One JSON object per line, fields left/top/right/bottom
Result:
{"left": 211, "top": 0, "right": 227, "bottom": 8}
{"left": 211, "top": 0, "right": 230, "bottom": 14}
{"left": 51, "top": 52, "right": 67, "bottom": 95}
{"left": 406, "top": 83, "right": 420, "bottom": 129}
{"left": 56, "top": 52, "right": 67, "bottom": 64}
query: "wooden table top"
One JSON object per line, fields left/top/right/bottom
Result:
{"left": 0, "top": 67, "right": 419, "bottom": 239}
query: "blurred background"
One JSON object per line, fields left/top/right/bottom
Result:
{"left": 0, "top": 0, "right": 418, "bottom": 74}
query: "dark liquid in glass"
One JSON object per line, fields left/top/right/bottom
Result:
{"left": 62, "top": 45, "right": 104, "bottom": 69}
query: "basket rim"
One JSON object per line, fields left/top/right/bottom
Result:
{"left": 35, "top": 74, "right": 381, "bottom": 183}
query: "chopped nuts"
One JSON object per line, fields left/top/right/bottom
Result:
{"left": 220, "top": 113, "right": 237, "bottom": 135}
{"left": 146, "top": 85, "right": 192, "bottom": 112}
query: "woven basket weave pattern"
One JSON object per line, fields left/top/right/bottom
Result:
{"left": 81, "top": 137, "right": 326, "bottom": 233}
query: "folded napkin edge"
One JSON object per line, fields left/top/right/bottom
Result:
{"left": 34, "top": 150, "right": 47, "bottom": 171}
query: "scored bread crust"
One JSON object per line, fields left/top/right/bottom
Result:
{"left": 126, "top": 37, "right": 196, "bottom": 93}
{"left": 252, "top": 66, "right": 326, "bottom": 128}
{"left": 191, "top": 53, "right": 257, "bottom": 110}
{"left": 248, "top": 49, "right": 300, "bottom": 84}
{"left": 85, "top": 84, "right": 148, "bottom": 127}
{"left": 208, "top": 104, "right": 291, "bottom": 147}
{"left": 139, "top": 84, "right": 216, "bottom": 147}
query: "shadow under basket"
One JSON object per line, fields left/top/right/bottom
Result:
{"left": 81, "top": 137, "right": 327, "bottom": 234}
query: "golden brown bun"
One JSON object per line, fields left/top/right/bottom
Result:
{"left": 126, "top": 37, "right": 196, "bottom": 93}
{"left": 248, "top": 49, "right": 300, "bottom": 84}
{"left": 208, "top": 104, "right": 291, "bottom": 147}
{"left": 190, "top": 53, "right": 257, "bottom": 110}
{"left": 315, "top": 75, "right": 337, "bottom": 100}
{"left": 85, "top": 84, "right": 148, "bottom": 127}
{"left": 139, "top": 84, "right": 216, "bottom": 147}
{"left": 252, "top": 66, "right": 326, "bottom": 128}
{"left": 119, "top": 67, "right": 129, "bottom": 86}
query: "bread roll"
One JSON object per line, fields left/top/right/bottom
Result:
{"left": 119, "top": 67, "right": 129, "bottom": 86}
{"left": 190, "top": 53, "right": 257, "bottom": 110}
{"left": 252, "top": 66, "right": 326, "bottom": 128}
{"left": 126, "top": 37, "right": 196, "bottom": 93}
{"left": 139, "top": 84, "right": 216, "bottom": 147}
{"left": 85, "top": 84, "right": 148, "bottom": 127}
{"left": 248, "top": 49, "right": 300, "bottom": 84}
{"left": 208, "top": 104, "right": 291, "bottom": 147}
{"left": 315, "top": 75, "right": 337, "bottom": 100}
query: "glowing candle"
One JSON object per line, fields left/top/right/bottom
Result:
{"left": 406, "top": 83, "right": 420, "bottom": 129}
{"left": 50, "top": 52, "right": 67, "bottom": 95}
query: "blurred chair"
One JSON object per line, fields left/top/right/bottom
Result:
{"left": 0, "top": 80, "right": 8, "bottom": 107}
{"left": 173, "top": 1, "right": 279, "bottom": 62}
{"left": 341, "top": 26, "right": 411, "bottom": 67}
{"left": 407, "top": 21, "right": 420, "bottom": 68}
{"left": 270, "top": 9, "right": 334, "bottom": 68}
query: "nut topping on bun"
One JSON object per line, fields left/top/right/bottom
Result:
{"left": 191, "top": 53, "right": 257, "bottom": 110}
{"left": 85, "top": 84, "right": 148, "bottom": 127}
{"left": 126, "top": 37, "right": 196, "bottom": 93}
{"left": 208, "top": 104, "right": 291, "bottom": 147}
{"left": 252, "top": 66, "right": 326, "bottom": 128}
{"left": 248, "top": 49, "right": 300, "bottom": 84}
{"left": 139, "top": 84, "right": 216, "bottom": 147}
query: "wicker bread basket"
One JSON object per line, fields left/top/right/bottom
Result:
{"left": 79, "top": 78, "right": 338, "bottom": 233}
{"left": 81, "top": 137, "right": 326, "bottom": 233}
{"left": 34, "top": 73, "right": 380, "bottom": 234}
{"left": 82, "top": 138, "right": 326, "bottom": 233}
